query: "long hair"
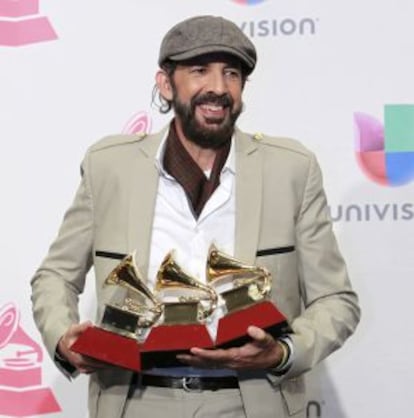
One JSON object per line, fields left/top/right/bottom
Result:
{"left": 151, "top": 61, "right": 177, "bottom": 114}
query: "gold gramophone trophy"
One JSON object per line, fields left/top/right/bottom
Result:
{"left": 207, "top": 245, "right": 291, "bottom": 348}
{"left": 100, "top": 253, "right": 162, "bottom": 338}
{"left": 140, "top": 251, "right": 217, "bottom": 368}
{"left": 71, "top": 253, "right": 162, "bottom": 371}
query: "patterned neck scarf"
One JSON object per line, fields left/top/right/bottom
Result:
{"left": 163, "top": 122, "right": 231, "bottom": 218}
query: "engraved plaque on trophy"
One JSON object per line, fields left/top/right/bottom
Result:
{"left": 207, "top": 245, "right": 291, "bottom": 348}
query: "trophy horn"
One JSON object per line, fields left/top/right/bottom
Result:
{"left": 105, "top": 253, "right": 162, "bottom": 318}
{"left": 207, "top": 244, "right": 272, "bottom": 297}
{"left": 155, "top": 252, "right": 218, "bottom": 320}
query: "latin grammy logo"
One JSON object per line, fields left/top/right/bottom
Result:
{"left": 0, "top": 302, "right": 61, "bottom": 417}
{"left": 122, "top": 111, "right": 152, "bottom": 135}
{"left": 0, "top": 0, "right": 57, "bottom": 47}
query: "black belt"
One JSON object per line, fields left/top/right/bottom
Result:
{"left": 141, "top": 374, "right": 239, "bottom": 392}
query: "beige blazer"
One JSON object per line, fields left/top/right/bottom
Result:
{"left": 31, "top": 126, "right": 360, "bottom": 418}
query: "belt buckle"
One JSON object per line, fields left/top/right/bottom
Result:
{"left": 182, "top": 377, "right": 203, "bottom": 393}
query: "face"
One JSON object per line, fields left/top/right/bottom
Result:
{"left": 163, "top": 54, "right": 244, "bottom": 149}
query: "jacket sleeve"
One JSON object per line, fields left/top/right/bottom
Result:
{"left": 30, "top": 153, "right": 94, "bottom": 368}
{"left": 272, "top": 152, "right": 360, "bottom": 382}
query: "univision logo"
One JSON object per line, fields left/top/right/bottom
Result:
{"left": 232, "top": 0, "right": 268, "bottom": 5}
{"left": 354, "top": 105, "right": 414, "bottom": 186}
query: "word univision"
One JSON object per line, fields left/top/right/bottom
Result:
{"left": 329, "top": 202, "right": 414, "bottom": 222}
{"left": 240, "top": 16, "right": 318, "bottom": 37}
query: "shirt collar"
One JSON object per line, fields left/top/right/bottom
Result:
{"left": 155, "top": 128, "right": 236, "bottom": 179}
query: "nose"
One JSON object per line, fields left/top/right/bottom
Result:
{"left": 206, "top": 69, "right": 227, "bottom": 95}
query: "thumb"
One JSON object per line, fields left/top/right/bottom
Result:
{"left": 71, "top": 321, "right": 93, "bottom": 337}
{"left": 79, "top": 320, "right": 93, "bottom": 330}
{"left": 247, "top": 326, "right": 274, "bottom": 347}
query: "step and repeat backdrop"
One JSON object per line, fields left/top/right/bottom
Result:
{"left": 1, "top": 0, "right": 413, "bottom": 417}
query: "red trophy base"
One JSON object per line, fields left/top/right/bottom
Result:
{"left": 72, "top": 302, "right": 291, "bottom": 371}
{"left": 140, "top": 324, "right": 214, "bottom": 368}
{"left": 71, "top": 324, "right": 214, "bottom": 370}
{"left": 216, "top": 301, "right": 291, "bottom": 348}
{"left": 70, "top": 326, "right": 141, "bottom": 371}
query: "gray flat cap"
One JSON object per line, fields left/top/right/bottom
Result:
{"left": 158, "top": 16, "right": 257, "bottom": 74}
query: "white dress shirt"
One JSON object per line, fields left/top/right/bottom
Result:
{"left": 147, "top": 135, "right": 236, "bottom": 289}
{"left": 146, "top": 133, "right": 236, "bottom": 377}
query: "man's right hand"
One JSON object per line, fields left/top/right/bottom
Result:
{"left": 57, "top": 321, "right": 109, "bottom": 374}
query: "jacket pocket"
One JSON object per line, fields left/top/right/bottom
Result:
{"left": 256, "top": 246, "right": 295, "bottom": 257}
{"left": 95, "top": 250, "right": 127, "bottom": 260}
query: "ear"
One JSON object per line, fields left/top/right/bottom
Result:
{"left": 156, "top": 70, "right": 173, "bottom": 101}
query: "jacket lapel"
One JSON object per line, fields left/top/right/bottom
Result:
{"left": 127, "top": 128, "right": 167, "bottom": 276}
{"left": 234, "top": 129, "right": 263, "bottom": 264}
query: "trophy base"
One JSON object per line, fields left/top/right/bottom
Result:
{"left": 0, "top": 386, "right": 61, "bottom": 416}
{"left": 0, "top": 16, "right": 57, "bottom": 47}
{"left": 72, "top": 303, "right": 291, "bottom": 371}
{"left": 141, "top": 324, "right": 214, "bottom": 368}
{"left": 70, "top": 326, "right": 141, "bottom": 371}
{"left": 216, "top": 301, "right": 291, "bottom": 348}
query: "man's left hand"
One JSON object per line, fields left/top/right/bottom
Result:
{"left": 176, "top": 325, "right": 285, "bottom": 370}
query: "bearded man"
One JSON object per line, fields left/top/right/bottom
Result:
{"left": 31, "top": 15, "right": 360, "bottom": 418}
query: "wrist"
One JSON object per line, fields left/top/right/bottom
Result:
{"left": 271, "top": 337, "right": 293, "bottom": 375}
{"left": 56, "top": 338, "right": 68, "bottom": 361}
{"left": 275, "top": 339, "right": 289, "bottom": 369}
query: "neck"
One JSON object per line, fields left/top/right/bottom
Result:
{"left": 174, "top": 119, "right": 217, "bottom": 171}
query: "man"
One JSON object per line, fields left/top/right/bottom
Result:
{"left": 31, "top": 15, "right": 360, "bottom": 418}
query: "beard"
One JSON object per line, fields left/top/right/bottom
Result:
{"left": 172, "top": 90, "right": 243, "bottom": 149}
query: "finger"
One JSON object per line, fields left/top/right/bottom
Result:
{"left": 188, "top": 347, "right": 241, "bottom": 369}
{"left": 64, "top": 322, "right": 93, "bottom": 348}
{"left": 176, "top": 354, "right": 199, "bottom": 365}
{"left": 247, "top": 326, "right": 274, "bottom": 348}
{"left": 176, "top": 354, "right": 213, "bottom": 368}
{"left": 78, "top": 366, "right": 95, "bottom": 374}
{"left": 176, "top": 353, "right": 193, "bottom": 362}
{"left": 83, "top": 355, "right": 109, "bottom": 369}
{"left": 66, "top": 322, "right": 94, "bottom": 353}
{"left": 73, "top": 321, "right": 93, "bottom": 336}
{"left": 189, "top": 347, "right": 231, "bottom": 360}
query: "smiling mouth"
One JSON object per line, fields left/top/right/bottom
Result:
{"left": 198, "top": 103, "right": 228, "bottom": 121}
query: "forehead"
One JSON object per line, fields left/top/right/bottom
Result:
{"left": 176, "top": 52, "right": 243, "bottom": 68}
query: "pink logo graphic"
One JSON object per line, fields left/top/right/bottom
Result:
{"left": 0, "top": 303, "right": 61, "bottom": 417}
{"left": 122, "top": 111, "right": 152, "bottom": 135}
{"left": 0, "top": 0, "right": 57, "bottom": 47}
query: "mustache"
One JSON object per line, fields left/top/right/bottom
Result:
{"left": 191, "top": 92, "right": 233, "bottom": 108}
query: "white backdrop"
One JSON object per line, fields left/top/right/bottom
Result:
{"left": 1, "top": 1, "right": 413, "bottom": 417}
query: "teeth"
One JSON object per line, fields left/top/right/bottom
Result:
{"left": 201, "top": 104, "right": 223, "bottom": 111}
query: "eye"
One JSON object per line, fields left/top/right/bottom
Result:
{"left": 190, "top": 66, "right": 207, "bottom": 75}
{"left": 224, "top": 68, "right": 242, "bottom": 79}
